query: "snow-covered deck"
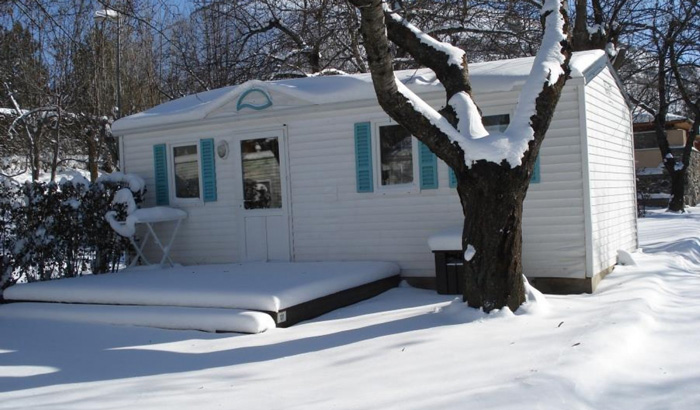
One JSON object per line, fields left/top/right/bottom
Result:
{"left": 2, "top": 261, "right": 401, "bottom": 333}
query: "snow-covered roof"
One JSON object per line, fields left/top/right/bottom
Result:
{"left": 113, "top": 50, "right": 608, "bottom": 135}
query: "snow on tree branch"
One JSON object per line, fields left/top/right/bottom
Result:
{"left": 502, "top": 0, "right": 569, "bottom": 164}
{"left": 352, "top": 0, "right": 569, "bottom": 170}
{"left": 383, "top": 4, "right": 466, "bottom": 68}
{"left": 394, "top": 0, "right": 569, "bottom": 168}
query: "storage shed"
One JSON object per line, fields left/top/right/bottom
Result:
{"left": 112, "top": 50, "right": 638, "bottom": 293}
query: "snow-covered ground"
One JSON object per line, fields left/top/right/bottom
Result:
{"left": 1, "top": 208, "right": 699, "bottom": 409}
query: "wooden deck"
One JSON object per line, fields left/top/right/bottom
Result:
{"left": 265, "top": 275, "right": 400, "bottom": 327}
{"left": 2, "top": 261, "right": 401, "bottom": 332}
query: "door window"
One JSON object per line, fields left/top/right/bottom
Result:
{"left": 241, "top": 137, "right": 282, "bottom": 209}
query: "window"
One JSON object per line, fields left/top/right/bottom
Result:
{"left": 378, "top": 124, "right": 414, "bottom": 186}
{"left": 354, "top": 121, "right": 439, "bottom": 193}
{"left": 173, "top": 144, "right": 200, "bottom": 199}
{"left": 483, "top": 114, "right": 510, "bottom": 133}
{"left": 153, "top": 139, "right": 217, "bottom": 206}
{"left": 241, "top": 137, "right": 282, "bottom": 209}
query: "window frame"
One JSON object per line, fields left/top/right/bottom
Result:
{"left": 168, "top": 141, "right": 204, "bottom": 204}
{"left": 372, "top": 121, "right": 420, "bottom": 192}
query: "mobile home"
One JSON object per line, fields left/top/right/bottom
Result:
{"left": 112, "top": 50, "right": 637, "bottom": 293}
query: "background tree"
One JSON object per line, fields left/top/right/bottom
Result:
{"left": 1, "top": 0, "right": 162, "bottom": 180}
{"left": 630, "top": 0, "right": 699, "bottom": 212}
{"left": 0, "top": 22, "right": 50, "bottom": 180}
{"left": 669, "top": 0, "right": 699, "bottom": 153}
{"left": 570, "top": 0, "right": 639, "bottom": 68}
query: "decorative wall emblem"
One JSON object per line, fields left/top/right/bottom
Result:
{"left": 236, "top": 88, "right": 272, "bottom": 111}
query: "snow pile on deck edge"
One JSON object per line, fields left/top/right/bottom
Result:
{"left": 0, "top": 303, "right": 275, "bottom": 334}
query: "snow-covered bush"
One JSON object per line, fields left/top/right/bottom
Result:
{"left": 0, "top": 173, "right": 145, "bottom": 294}
{"left": 0, "top": 178, "right": 17, "bottom": 292}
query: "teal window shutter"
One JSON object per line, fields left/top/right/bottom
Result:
{"left": 200, "top": 138, "right": 217, "bottom": 202}
{"left": 448, "top": 167, "right": 457, "bottom": 188}
{"left": 354, "top": 122, "right": 373, "bottom": 193}
{"left": 153, "top": 144, "right": 169, "bottom": 206}
{"left": 531, "top": 155, "right": 541, "bottom": 184}
{"left": 418, "top": 141, "right": 438, "bottom": 189}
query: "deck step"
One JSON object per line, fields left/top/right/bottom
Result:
{"left": 0, "top": 302, "right": 276, "bottom": 333}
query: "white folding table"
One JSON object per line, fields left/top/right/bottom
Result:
{"left": 127, "top": 207, "right": 188, "bottom": 268}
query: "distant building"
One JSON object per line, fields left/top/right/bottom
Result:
{"left": 633, "top": 116, "right": 700, "bottom": 207}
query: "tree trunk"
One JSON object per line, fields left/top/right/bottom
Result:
{"left": 50, "top": 142, "right": 59, "bottom": 182}
{"left": 668, "top": 170, "right": 686, "bottom": 212}
{"left": 87, "top": 131, "right": 98, "bottom": 182}
{"left": 457, "top": 162, "right": 527, "bottom": 312}
{"left": 50, "top": 108, "right": 61, "bottom": 183}
{"left": 31, "top": 138, "right": 41, "bottom": 182}
{"left": 572, "top": 0, "right": 590, "bottom": 50}
{"left": 100, "top": 119, "right": 117, "bottom": 173}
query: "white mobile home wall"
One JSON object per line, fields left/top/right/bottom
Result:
{"left": 581, "top": 66, "right": 638, "bottom": 277}
{"left": 118, "top": 62, "right": 636, "bottom": 288}
{"left": 288, "top": 84, "right": 589, "bottom": 279}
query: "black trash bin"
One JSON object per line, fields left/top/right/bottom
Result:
{"left": 433, "top": 250, "right": 465, "bottom": 295}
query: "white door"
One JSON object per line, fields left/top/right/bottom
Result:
{"left": 236, "top": 132, "right": 291, "bottom": 261}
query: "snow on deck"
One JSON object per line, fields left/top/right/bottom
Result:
{"left": 3, "top": 261, "right": 400, "bottom": 312}
{"left": 0, "top": 303, "right": 275, "bottom": 333}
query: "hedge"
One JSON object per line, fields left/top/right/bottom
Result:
{"left": 0, "top": 172, "right": 145, "bottom": 294}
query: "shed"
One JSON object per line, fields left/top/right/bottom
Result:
{"left": 112, "top": 50, "right": 638, "bottom": 294}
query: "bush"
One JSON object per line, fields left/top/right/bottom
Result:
{"left": 0, "top": 173, "right": 145, "bottom": 294}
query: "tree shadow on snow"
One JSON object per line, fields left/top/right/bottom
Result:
{"left": 0, "top": 289, "right": 461, "bottom": 393}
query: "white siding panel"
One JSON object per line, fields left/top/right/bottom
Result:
{"left": 584, "top": 67, "right": 638, "bottom": 276}
{"left": 288, "top": 86, "right": 586, "bottom": 278}
{"left": 122, "top": 126, "right": 244, "bottom": 265}
{"left": 122, "top": 83, "right": 588, "bottom": 279}
{"left": 289, "top": 107, "right": 461, "bottom": 275}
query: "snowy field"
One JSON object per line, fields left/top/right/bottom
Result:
{"left": 1, "top": 208, "right": 699, "bottom": 409}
